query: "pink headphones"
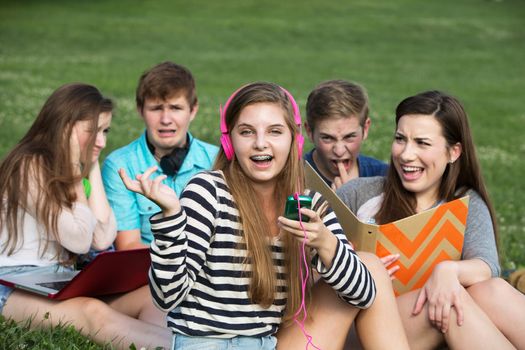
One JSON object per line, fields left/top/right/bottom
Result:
{"left": 219, "top": 85, "right": 304, "bottom": 161}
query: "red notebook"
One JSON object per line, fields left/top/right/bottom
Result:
{"left": 0, "top": 248, "right": 150, "bottom": 300}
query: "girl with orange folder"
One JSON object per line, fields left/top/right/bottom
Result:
{"left": 338, "top": 90, "right": 525, "bottom": 349}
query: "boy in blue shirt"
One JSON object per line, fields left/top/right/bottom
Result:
{"left": 102, "top": 62, "right": 218, "bottom": 250}
{"left": 304, "top": 80, "right": 387, "bottom": 189}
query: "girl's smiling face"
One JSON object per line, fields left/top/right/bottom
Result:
{"left": 392, "top": 113, "right": 460, "bottom": 207}
{"left": 231, "top": 102, "right": 293, "bottom": 189}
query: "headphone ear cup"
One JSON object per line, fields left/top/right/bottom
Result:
{"left": 221, "top": 133, "right": 234, "bottom": 161}
{"left": 159, "top": 155, "right": 176, "bottom": 176}
{"left": 296, "top": 134, "right": 304, "bottom": 159}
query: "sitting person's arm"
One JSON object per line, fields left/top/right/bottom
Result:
{"left": 86, "top": 161, "right": 117, "bottom": 250}
{"left": 102, "top": 157, "right": 148, "bottom": 250}
{"left": 119, "top": 167, "right": 212, "bottom": 311}
{"left": 278, "top": 190, "right": 377, "bottom": 309}
{"left": 114, "top": 229, "right": 147, "bottom": 250}
{"left": 25, "top": 163, "right": 110, "bottom": 254}
{"left": 420, "top": 190, "right": 499, "bottom": 303}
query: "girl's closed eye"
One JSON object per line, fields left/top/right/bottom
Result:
{"left": 239, "top": 128, "right": 254, "bottom": 136}
{"left": 415, "top": 139, "right": 431, "bottom": 147}
{"left": 394, "top": 134, "right": 405, "bottom": 143}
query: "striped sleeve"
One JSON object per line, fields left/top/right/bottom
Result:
{"left": 148, "top": 172, "right": 218, "bottom": 311}
{"left": 309, "top": 190, "right": 376, "bottom": 309}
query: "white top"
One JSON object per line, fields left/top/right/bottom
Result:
{"left": 1, "top": 177, "right": 116, "bottom": 267}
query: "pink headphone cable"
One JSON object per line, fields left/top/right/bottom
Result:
{"left": 292, "top": 192, "right": 321, "bottom": 350}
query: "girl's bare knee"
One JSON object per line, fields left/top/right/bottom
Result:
{"left": 73, "top": 297, "right": 114, "bottom": 333}
{"left": 467, "top": 277, "right": 508, "bottom": 300}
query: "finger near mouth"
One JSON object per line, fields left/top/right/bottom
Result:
{"left": 332, "top": 159, "right": 350, "bottom": 169}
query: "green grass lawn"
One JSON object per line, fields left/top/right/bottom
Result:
{"left": 0, "top": 315, "right": 113, "bottom": 349}
{"left": 1, "top": 0, "right": 524, "bottom": 347}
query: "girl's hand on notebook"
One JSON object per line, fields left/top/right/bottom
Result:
{"left": 119, "top": 166, "right": 181, "bottom": 216}
{"left": 380, "top": 254, "right": 400, "bottom": 280}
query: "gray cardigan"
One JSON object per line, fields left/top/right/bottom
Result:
{"left": 336, "top": 176, "right": 500, "bottom": 277}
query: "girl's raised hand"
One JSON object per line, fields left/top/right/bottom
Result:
{"left": 119, "top": 166, "right": 181, "bottom": 216}
{"left": 331, "top": 161, "right": 353, "bottom": 190}
{"left": 70, "top": 125, "right": 82, "bottom": 175}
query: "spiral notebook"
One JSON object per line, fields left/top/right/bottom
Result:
{"left": 0, "top": 248, "right": 150, "bottom": 300}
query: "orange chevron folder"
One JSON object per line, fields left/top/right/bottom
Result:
{"left": 305, "top": 162, "right": 469, "bottom": 295}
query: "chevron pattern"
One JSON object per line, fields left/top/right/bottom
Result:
{"left": 376, "top": 197, "right": 469, "bottom": 295}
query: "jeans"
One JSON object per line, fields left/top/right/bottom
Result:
{"left": 171, "top": 334, "right": 277, "bottom": 350}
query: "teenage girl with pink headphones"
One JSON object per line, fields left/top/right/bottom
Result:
{"left": 119, "top": 82, "right": 408, "bottom": 349}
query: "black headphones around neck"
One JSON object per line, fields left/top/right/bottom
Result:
{"left": 146, "top": 133, "right": 190, "bottom": 177}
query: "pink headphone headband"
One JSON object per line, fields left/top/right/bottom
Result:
{"left": 219, "top": 84, "right": 304, "bottom": 160}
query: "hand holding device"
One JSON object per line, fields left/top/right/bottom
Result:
{"left": 284, "top": 194, "right": 312, "bottom": 222}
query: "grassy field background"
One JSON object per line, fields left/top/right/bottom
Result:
{"left": 2, "top": 0, "right": 523, "bottom": 267}
{"left": 1, "top": 0, "right": 523, "bottom": 263}
{"left": 0, "top": 0, "right": 524, "bottom": 346}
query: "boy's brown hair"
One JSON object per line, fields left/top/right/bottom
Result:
{"left": 136, "top": 61, "right": 197, "bottom": 111}
{"left": 306, "top": 79, "right": 369, "bottom": 130}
